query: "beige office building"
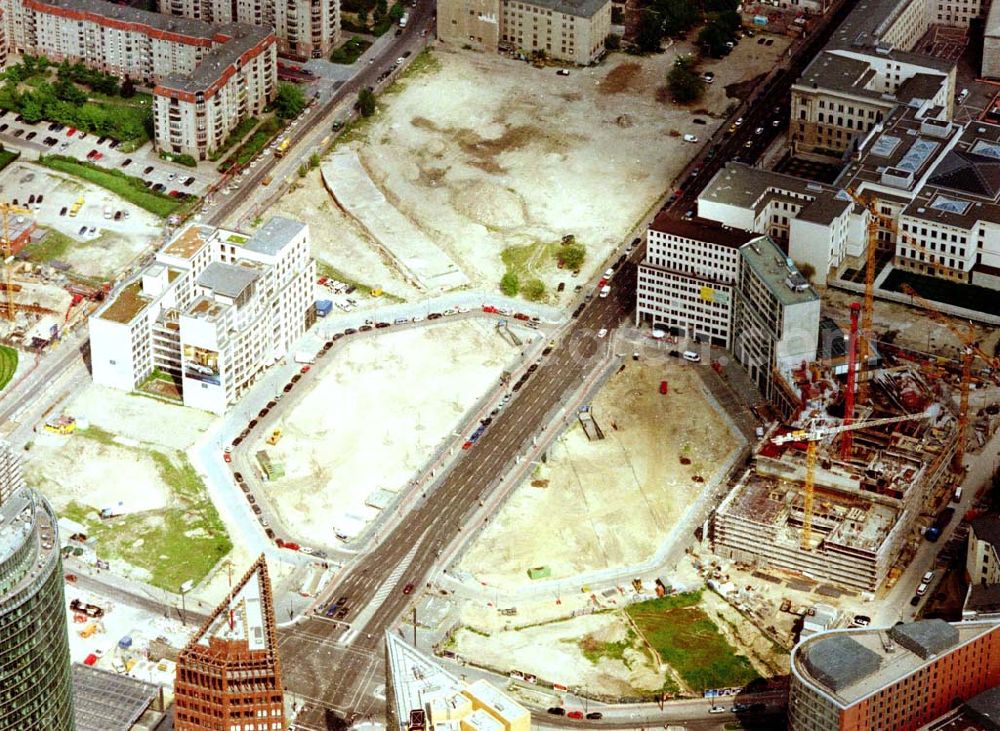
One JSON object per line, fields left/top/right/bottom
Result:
{"left": 159, "top": 0, "right": 341, "bottom": 58}
{"left": 439, "top": 0, "right": 610, "bottom": 65}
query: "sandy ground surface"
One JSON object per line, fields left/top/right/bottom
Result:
{"left": 459, "top": 360, "right": 734, "bottom": 589}
{"left": 271, "top": 169, "right": 423, "bottom": 300}
{"left": 260, "top": 319, "right": 527, "bottom": 546}
{"left": 24, "top": 432, "right": 170, "bottom": 515}
{"left": 304, "top": 39, "right": 789, "bottom": 304}
{"left": 65, "top": 384, "right": 214, "bottom": 451}
{"left": 0, "top": 161, "right": 163, "bottom": 279}
{"left": 452, "top": 612, "right": 668, "bottom": 697}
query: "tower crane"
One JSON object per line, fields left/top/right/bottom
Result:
{"left": 900, "top": 282, "right": 988, "bottom": 473}
{"left": 772, "top": 410, "right": 936, "bottom": 550}
{"left": 845, "top": 189, "right": 883, "bottom": 407}
{"left": 0, "top": 202, "right": 28, "bottom": 321}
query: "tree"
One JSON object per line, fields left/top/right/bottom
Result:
{"left": 635, "top": 9, "right": 664, "bottom": 53}
{"left": 357, "top": 88, "right": 376, "bottom": 117}
{"left": 121, "top": 76, "right": 136, "bottom": 99}
{"left": 558, "top": 242, "right": 586, "bottom": 270}
{"left": 500, "top": 271, "right": 519, "bottom": 296}
{"left": 357, "top": 7, "right": 369, "bottom": 26}
{"left": 523, "top": 278, "right": 545, "bottom": 301}
{"left": 273, "top": 82, "right": 307, "bottom": 119}
{"left": 698, "top": 24, "right": 729, "bottom": 57}
{"left": 667, "top": 55, "right": 704, "bottom": 103}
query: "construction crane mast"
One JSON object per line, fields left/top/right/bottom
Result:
{"left": 772, "top": 410, "right": 935, "bottom": 549}
{"left": 0, "top": 203, "right": 21, "bottom": 321}
{"left": 840, "top": 302, "right": 862, "bottom": 459}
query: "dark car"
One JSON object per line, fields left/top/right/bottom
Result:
{"left": 36, "top": 194, "right": 43, "bottom": 204}
{"left": 78, "top": 225, "right": 87, "bottom": 236}
{"left": 59, "top": 206, "right": 67, "bottom": 216}
{"left": 344, "top": 327, "right": 357, "bottom": 335}
{"left": 402, "top": 583, "right": 414, "bottom": 595}
{"left": 12, "top": 129, "right": 23, "bottom": 137}
{"left": 910, "top": 595, "right": 921, "bottom": 606}
{"left": 152, "top": 183, "right": 166, "bottom": 193}
{"left": 233, "top": 472, "right": 243, "bottom": 481}
{"left": 183, "top": 176, "right": 195, "bottom": 186}
{"left": 247, "top": 494, "right": 255, "bottom": 504}
{"left": 546, "top": 708, "right": 566, "bottom": 716}
{"left": 143, "top": 165, "right": 154, "bottom": 175}
{"left": 585, "top": 712, "right": 603, "bottom": 720}
{"left": 121, "top": 158, "right": 132, "bottom": 167}
{"left": 25, "top": 131, "right": 36, "bottom": 140}
{"left": 252, "top": 504, "right": 262, "bottom": 515}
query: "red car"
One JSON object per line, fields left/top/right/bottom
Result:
{"left": 66, "top": 127, "right": 77, "bottom": 136}
{"left": 462, "top": 441, "right": 473, "bottom": 450}
{"left": 301, "top": 365, "right": 310, "bottom": 374}
{"left": 482, "top": 305, "right": 497, "bottom": 314}
{"left": 566, "top": 711, "right": 584, "bottom": 720}
{"left": 660, "top": 380, "right": 668, "bottom": 395}
{"left": 597, "top": 277, "right": 607, "bottom": 288}
{"left": 402, "top": 583, "right": 414, "bottom": 595}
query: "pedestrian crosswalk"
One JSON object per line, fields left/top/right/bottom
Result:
{"left": 339, "top": 540, "right": 421, "bottom": 645}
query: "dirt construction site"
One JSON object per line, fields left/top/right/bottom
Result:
{"left": 255, "top": 319, "right": 532, "bottom": 547}
{"left": 277, "top": 37, "right": 789, "bottom": 303}
{"left": 458, "top": 358, "right": 739, "bottom": 590}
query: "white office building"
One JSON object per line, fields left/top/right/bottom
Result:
{"left": 89, "top": 217, "right": 315, "bottom": 414}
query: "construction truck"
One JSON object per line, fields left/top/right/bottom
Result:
{"left": 266, "top": 428, "right": 282, "bottom": 445}
{"left": 274, "top": 138, "right": 291, "bottom": 158}
{"left": 43, "top": 415, "right": 76, "bottom": 434}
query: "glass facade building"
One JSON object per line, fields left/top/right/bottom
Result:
{"left": 0, "top": 487, "right": 75, "bottom": 730}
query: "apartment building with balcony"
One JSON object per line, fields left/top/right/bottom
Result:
{"left": 159, "top": 0, "right": 340, "bottom": 59}
{"left": 439, "top": 0, "right": 611, "bottom": 65}
{"left": 2, "top": 0, "right": 276, "bottom": 160}
{"left": 89, "top": 216, "right": 315, "bottom": 414}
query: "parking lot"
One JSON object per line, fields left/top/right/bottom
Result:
{"left": 0, "top": 111, "right": 220, "bottom": 197}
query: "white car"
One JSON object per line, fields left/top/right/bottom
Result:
{"left": 922, "top": 570, "right": 935, "bottom": 584}
{"left": 683, "top": 134, "right": 699, "bottom": 143}
{"left": 597, "top": 328, "right": 608, "bottom": 339}
{"left": 709, "top": 706, "right": 726, "bottom": 714}
{"left": 916, "top": 581, "right": 929, "bottom": 596}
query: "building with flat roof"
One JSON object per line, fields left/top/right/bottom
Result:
{"left": 438, "top": 0, "right": 611, "bottom": 65}
{"left": 386, "top": 634, "right": 529, "bottom": 731}
{"left": 2, "top": 0, "right": 277, "bottom": 160}
{"left": 174, "top": 555, "right": 284, "bottom": 731}
{"left": 789, "top": 620, "right": 1000, "bottom": 730}
{"left": 0, "top": 483, "right": 74, "bottom": 731}
{"left": 89, "top": 216, "right": 315, "bottom": 414}
{"left": 73, "top": 663, "right": 164, "bottom": 731}
{"left": 158, "top": 0, "right": 340, "bottom": 59}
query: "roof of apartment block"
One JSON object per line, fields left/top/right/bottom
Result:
{"left": 162, "top": 224, "right": 213, "bottom": 260}
{"left": 519, "top": 0, "right": 610, "bottom": 19}
{"left": 244, "top": 216, "right": 305, "bottom": 256}
{"left": 195, "top": 261, "right": 260, "bottom": 300}
{"left": 897, "top": 73, "right": 948, "bottom": 103}
{"left": 793, "top": 621, "right": 1000, "bottom": 708}
{"left": 971, "top": 514, "right": 1000, "bottom": 547}
{"left": 796, "top": 52, "right": 886, "bottom": 100}
{"left": 30, "top": 0, "right": 222, "bottom": 41}
{"left": 99, "top": 280, "right": 150, "bottom": 324}
{"left": 699, "top": 162, "right": 844, "bottom": 219}
{"left": 738, "top": 236, "right": 818, "bottom": 307}
{"left": 158, "top": 22, "right": 272, "bottom": 95}
{"left": 648, "top": 213, "right": 759, "bottom": 248}
{"left": 794, "top": 190, "right": 852, "bottom": 225}
{"left": 821, "top": 0, "right": 956, "bottom": 68}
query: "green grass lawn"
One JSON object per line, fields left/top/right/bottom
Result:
{"left": 0, "top": 345, "right": 17, "bottom": 390}
{"left": 22, "top": 227, "right": 73, "bottom": 263}
{"left": 219, "top": 118, "right": 281, "bottom": 172}
{"left": 38, "top": 155, "right": 184, "bottom": 218}
{"left": 330, "top": 36, "right": 372, "bottom": 64}
{"left": 0, "top": 148, "right": 19, "bottom": 173}
{"left": 626, "top": 592, "right": 759, "bottom": 693}
{"left": 61, "top": 437, "right": 231, "bottom": 591}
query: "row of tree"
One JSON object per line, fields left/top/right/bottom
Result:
{"left": 634, "top": 0, "right": 742, "bottom": 56}
{"left": 4, "top": 55, "right": 135, "bottom": 98}
{"left": 0, "top": 80, "right": 151, "bottom": 141}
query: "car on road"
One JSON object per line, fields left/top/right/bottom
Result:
{"left": 402, "top": 583, "right": 414, "bottom": 595}
{"left": 731, "top": 703, "right": 751, "bottom": 713}
{"left": 597, "top": 328, "right": 608, "bottom": 339}
{"left": 734, "top": 117, "right": 744, "bottom": 126}
{"left": 585, "top": 712, "right": 603, "bottom": 720}
{"left": 546, "top": 708, "right": 566, "bottom": 716}
{"left": 755, "top": 126, "right": 764, "bottom": 135}
{"left": 566, "top": 711, "right": 584, "bottom": 720}
{"left": 916, "top": 581, "right": 929, "bottom": 596}
{"left": 910, "top": 594, "right": 921, "bottom": 606}
{"left": 709, "top": 706, "right": 726, "bottom": 714}
{"left": 922, "top": 570, "right": 935, "bottom": 584}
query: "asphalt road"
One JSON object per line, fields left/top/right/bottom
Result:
{"left": 274, "top": 251, "right": 641, "bottom": 729}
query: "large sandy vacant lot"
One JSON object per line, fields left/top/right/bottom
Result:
{"left": 460, "top": 360, "right": 737, "bottom": 588}
{"left": 276, "top": 38, "right": 789, "bottom": 302}
{"left": 259, "top": 319, "right": 529, "bottom": 546}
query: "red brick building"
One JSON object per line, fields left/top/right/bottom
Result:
{"left": 790, "top": 620, "right": 1000, "bottom": 731}
{"left": 173, "top": 555, "right": 285, "bottom": 731}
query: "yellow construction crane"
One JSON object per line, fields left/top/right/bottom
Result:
{"left": 0, "top": 202, "right": 30, "bottom": 321}
{"left": 772, "top": 410, "right": 936, "bottom": 550}
{"left": 900, "top": 282, "right": 991, "bottom": 473}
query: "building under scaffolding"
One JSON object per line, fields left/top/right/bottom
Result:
{"left": 711, "top": 365, "right": 958, "bottom": 591}
{"left": 173, "top": 555, "right": 284, "bottom": 731}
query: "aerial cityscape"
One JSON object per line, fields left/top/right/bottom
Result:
{"left": 1, "top": 0, "right": 1000, "bottom": 726}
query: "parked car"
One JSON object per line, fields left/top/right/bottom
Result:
{"left": 585, "top": 712, "right": 603, "bottom": 720}
{"left": 683, "top": 133, "right": 698, "bottom": 143}
{"left": 566, "top": 711, "right": 584, "bottom": 720}
{"left": 143, "top": 165, "right": 154, "bottom": 175}
{"left": 546, "top": 708, "right": 566, "bottom": 716}
{"left": 853, "top": 615, "right": 871, "bottom": 627}
{"left": 402, "top": 583, "right": 414, "bottom": 595}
